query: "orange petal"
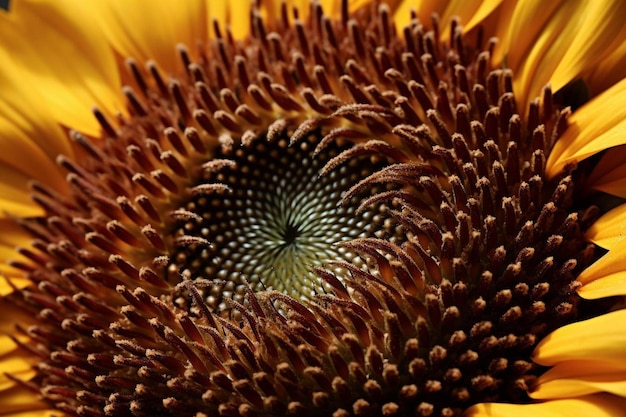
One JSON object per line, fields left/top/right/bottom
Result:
{"left": 546, "top": 78, "right": 626, "bottom": 177}
{"left": 464, "top": 394, "right": 626, "bottom": 417}
{"left": 0, "top": 0, "right": 124, "bottom": 137}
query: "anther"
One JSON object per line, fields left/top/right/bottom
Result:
{"left": 151, "top": 170, "right": 178, "bottom": 193}
{"left": 170, "top": 80, "right": 191, "bottom": 123}
{"left": 193, "top": 109, "right": 218, "bottom": 136}
{"left": 235, "top": 105, "right": 262, "bottom": 126}
{"left": 126, "top": 58, "right": 148, "bottom": 95}
{"left": 183, "top": 127, "right": 206, "bottom": 153}
{"left": 106, "top": 221, "right": 139, "bottom": 246}
{"left": 85, "top": 232, "right": 121, "bottom": 255}
{"left": 122, "top": 86, "right": 148, "bottom": 117}
{"left": 177, "top": 44, "right": 192, "bottom": 75}
{"left": 135, "top": 195, "right": 162, "bottom": 223}
{"left": 92, "top": 108, "right": 118, "bottom": 139}
{"left": 196, "top": 82, "right": 221, "bottom": 114}
{"left": 132, "top": 174, "right": 166, "bottom": 198}
{"left": 541, "top": 85, "right": 553, "bottom": 121}
{"left": 163, "top": 127, "right": 188, "bottom": 157}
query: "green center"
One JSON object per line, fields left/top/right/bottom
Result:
{"left": 170, "top": 135, "right": 391, "bottom": 310}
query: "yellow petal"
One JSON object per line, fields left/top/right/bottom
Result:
{"left": 0, "top": 335, "right": 26, "bottom": 357}
{"left": 586, "top": 149, "right": 626, "bottom": 198}
{"left": 259, "top": 0, "right": 366, "bottom": 26}
{"left": 532, "top": 360, "right": 626, "bottom": 399}
{"left": 389, "top": 0, "right": 423, "bottom": 34}
{"left": 0, "top": 50, "right": 70, "bottom": 199}
{"left": 0, "top": 313, "right": 38, "bottom": 391}
{"left": 0, "top": 219, "right": 30, "bottom": 251}
{"left": 0, "top": 140, "right": 65, "bottom": 208}
{"left": 0, "top": 355, "right": 36, "bottom": 392}
{"left": 90, "top": 0, "right": 210, "bottom": 75}
{"left": 441, "top": 0, "right": 504, "bottom": 35}
{"left": 497, "top": 0, "right": 567, "bottom": 107}
{"left": 0, "top": 94, "right": 70, "bottom": 193}
{"left": 0, "top": 332, "right": 31, "bottom": 357}
{"left": 0, "top": 269, "right": 31, "bottom": 296}
{"left": 0, "top": 163, "right": 49, "bottom": 219}
{"left": 586, "top": 204, "right": 626, "bottom": 250}
{"left": 391, "top": 0, "right": 502, "bottom": 37}
{"left": 576, "top": 239, "right": 626, "bottom": 299}
{"left": 0, "top": 263, "right": 32, "bottom": 295}
{"left": 205, "top": 0, "right": 373, "bottom": 50}
{"left": 496, "top": 0, "right": 563, "bottom": 69}
{"left": 0, "top": 301, "right": 36, "bottom": 335}
{"left": 500, "top": 1, "right": 626, "bottom": 111}
{"left": 0, "top": 0, "right": 124, "bottom": 137}
{"left": 546, "top": 77, "right": 626, "bottom": 177}
{"left": 586, "top": 36, "right": 626, "bottom": 97}
{"left": 464, "top": 394, "right": 626, "bottom": 417}
{"left": 0, "top": 385, "right": 56, "bottom": 415}
{"left": 0, "top": 277, "right": 30, "bottom": 297}
{"left": 547, "top": 1, "right": 626, "bottom": 95}
{"left": 1, "top": 412, "right": 61, "bottom": 417}
{"left": 0, "top": 309, "right": 37, "bottom": 391}
{"left": 0, "top": 218, "right": 33, "bottom": 289}
{"left": 0, "top": 200, "right": 41, "bottom": 220}
{"left": 212, "top": 0, "right": 255, "bottom": 39}
{"left": 533, "top": 310, "right": 626, "bottom": 366}
{"left": 577, "top": 272, "right": 626, "bottom": 299}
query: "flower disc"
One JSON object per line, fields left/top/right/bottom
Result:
{"left": 3, "top": 1, "right": 617, "bottom": 417}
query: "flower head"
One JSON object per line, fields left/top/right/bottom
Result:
{"left": 2, "top": 1, "right": 626, "bottom": 416}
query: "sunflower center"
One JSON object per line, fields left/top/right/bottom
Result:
{"left": 7, "top": 1, "right": 615, "bottom": 417}
{"left": 169, "top": 135, "right": 389, "bottom": 308}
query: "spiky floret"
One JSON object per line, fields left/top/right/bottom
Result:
{"left": 7, "top": 1, "right": 604, "bottom": 416}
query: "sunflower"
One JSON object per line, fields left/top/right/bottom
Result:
{"left": 1, "top": 0, "right": 626, "bottom": 416}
